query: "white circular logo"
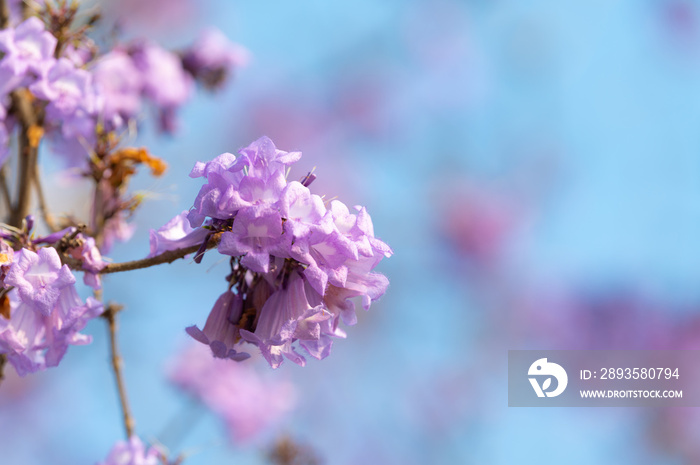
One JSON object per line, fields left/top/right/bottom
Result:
{"left": 528, "top": 358, "right": 568, "bottom": 398}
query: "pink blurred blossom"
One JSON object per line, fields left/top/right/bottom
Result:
{"left": 167, "top": 343, "right": 296, "bottom": 443}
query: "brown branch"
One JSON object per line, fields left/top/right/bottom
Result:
{"left": 103, "top": 303, "right": 134, "bottom": 439}
{"left": 21, "top": 0, "right": 31, "bottom": 20}
{"left": 0, "top": 354, "right": 6, "bottom": 387}
{"left": 33, "top": 164, "right": 58, "bottom": 232}
{"left": 9, "top": 91, "right": 40, "bottom": 228}
{"left": 0, "top": 0, "right": 9, "bottom": 29}
{"left": 0, "top": 167, "right": 11, "bottom": 219}
{"left": 63, "top": 233, "right": 220, "bottom": 275}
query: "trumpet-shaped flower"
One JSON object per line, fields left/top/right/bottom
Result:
{"left": 169, "top": 136, "right": 392, "bottom": 368}
{"left": 0, "top": 248, "right": 104, "bottom": 376}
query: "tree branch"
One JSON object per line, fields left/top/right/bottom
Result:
{"left": 0, "top": 167, "right": 11, "bottom": 219}
{"left": 63, "top": 234, "right": 220, "bottom": 275}
{"left": 9, "top": 90, "right": 40, "bottom": 228}
{"left": 0, "top": 354, "right": 6, "bottom": 387}
{"left": 33, "top": 163, "right": 58, "bottom": 232}
{"left": 0, "top": 0, "right": 9, "bottom": 29}
{"left": 104, "top": 303, "right": 135, "bottom": 439}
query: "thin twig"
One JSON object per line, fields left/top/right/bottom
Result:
{"left": 33, "top": 164, "right": 58, "bottom": 232}
{"left": 63, "top": 233, "right": 220, "bottom": 275}
{"left": 21, "top": 0, "right": 31, "bottom": 20}
{"left": 0, "top": 0, "right": 12, "bottom": 385}
{"left": 0, "top": 0, "right": 9, "bottom": 29}
{"left": 0, "top": 167, "right": 11, "bottom": 218}
{"left": 9, "top": 90, "right": 40, "bottom": 228}
{"left": 0, "top": 354, "right": 6, "bottom": 387}
{"left": 104, "top": 303, "right": 135, "bottom": 439}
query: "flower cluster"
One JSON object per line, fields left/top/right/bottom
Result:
{"left": 153, "top": 136, "right": 392, "bottom": 368}
{"left": 0, "top": 246, "right": 103, "bottom": 376}
{"left": 0, "top": 15, "right": 247, "bottom": 169}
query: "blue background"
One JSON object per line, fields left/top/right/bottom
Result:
{"left": 4, "top": 0, "right": 700, "bottom": 463}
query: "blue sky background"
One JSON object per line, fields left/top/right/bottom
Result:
{"left": 4, "top": 0, "right": 700, "bottom": 464}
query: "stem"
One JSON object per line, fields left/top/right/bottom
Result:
{"left": 91, "top": 180, "right": 105, "bottom": 247}
{"left": 0, "top": 0, "right": 7, "bottom": 29}
{"left": 9, "top": 91, "right": 40, "bottom": 228}
{"left": 33, "top": 164, "right": 58, "bottom": 232}
{"left": 21, "top": 0, "right": 30, "bottom": 20}
{"left": 63, "top": 234, "right": 220, "bottom": 275}
{"left": 0, "top": 167, "right": 11, "bottom": 219}
{"left": 104, "top": 303, "right": 135, "bottom": 439}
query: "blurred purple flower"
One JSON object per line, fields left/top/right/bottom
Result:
{"left": 91, "top": 49, "right": 143, "bottom": 128}
{"left": 31, "top": 58, "right": 97, "bottom": 144}
{"left": 129, "top": 41, "right": 193, "bottom": 132}
{"left": 182, "top": 27, "right": 250, "bottom": 90}
{"left": 0, "top": 17, "right": 56, "bottom": 76}
{"left": 30, "top": 58, "right": 91, "bottom": 110}
{"left": 435, "top": 182, "right": 521, "bottom": 271}
{"left": 62, "top": 39, "right": 95, "bottom": 67}
{"left": 99, "top": 211, "right": 136, "bottom": 255}
{"left": 168, "top": 343, "right": 296, "bottom": 443}
{"left": 97, "top": 436, "right": 160, "bottom": 465}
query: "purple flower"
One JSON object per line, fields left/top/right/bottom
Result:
{"left": 168, "top": 343, "right": 295, "bottom": 443}
{"left": 4, "top": 247, "right": 76, "bottom": 316}
{"left": 0, "top": 248, "right": 104, "bottom": 376}
{"left": 148, "top": 210, "right": 210, "bottom": 258}
{"left": 173, "top": 136, "right": 392, "bottom": 368}
{"left": 0, "top": 17, "right": 56, "bottom": 76}
{"left": 97, "top": 436, "right": 160, "bottom": 465}
{"left": 29, "top": 58, "right": 99, "bottom": 167}
{"left": 218, "top": 206, "right": 289, "bottom": 273}
{"left": 280, "top": 181, "right": 333, "bottom": 239}
{"left": 182, "top": 27, "right": 250, "bottom": 90}
{"left": 62, "top": 39, "right": 95, "bottom": 67}
{"left": 186, "top": 290, "right": 251, "bottom": 361}
{"left": 67, "top": 234, "right": 107, "bottom": 290}
{"left": 0, "top": 291, "right": 46, "bottom": 376}
{"left": 30, "top": 58, "right": 91, "bottom": 109}
{"left": 0, "top": 58, "right": 25, "bottom": 97}
{"left": 186, "top": 137, "right": 299, "bottom": 228}
{"left": 129, "top": 41, "right": 192, "bottom": 132}
{"left": 186, "top": 152, "right": 247, "bottom": 227}
{"left": 31, "top": 58, "right": 97, "bottom": 138}
{"left": 239, "top": 273, "right": 331, "bottom": 369}
{"left": 100, "top": 211, "right": 136, "bottom": 254}
{"left": 91, "top": 50, "right": 143, "bottom": 128}
{"left": 233, "top": 135, "right": 301, "bottom": 182}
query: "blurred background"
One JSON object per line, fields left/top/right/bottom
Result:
{"left": 5, "top": 0, "right": 700, "bottom": 463}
